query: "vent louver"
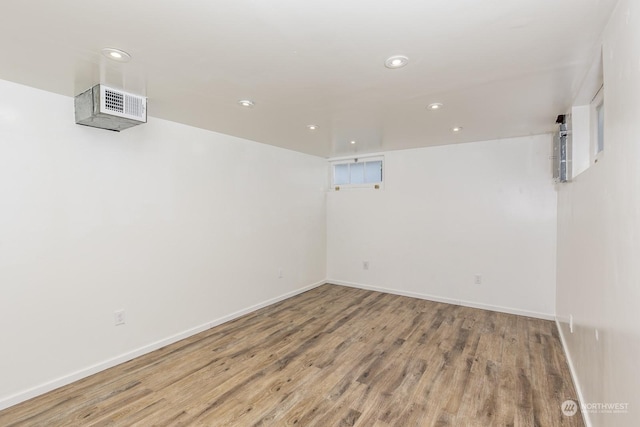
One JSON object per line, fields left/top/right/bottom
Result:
{"left": 75, "top": 85, "right": 147, "bottom": 131}
{"left": 104, "top": 89, "right": 124, "bottom": 113}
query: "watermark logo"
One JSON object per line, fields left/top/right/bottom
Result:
{"left": 562, "top": 400, "right": 578, "bottom": 417}
{"left": 561, "top": 400, "right": 629, "bottom": 416}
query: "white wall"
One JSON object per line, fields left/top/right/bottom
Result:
{"left": 556, "top": 0, "right": 640, "bottom": 425}
{"left": 327, "top": 134, "right": 558, "bottom": 318}
{"left": 0, "top": 79, "right": 327, "bottom": 409}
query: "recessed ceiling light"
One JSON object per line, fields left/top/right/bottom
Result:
{"left": 452, "top": 126, "right": 463, "bottom": 132}
{"left": 350, "top": 140, "right": 356, "bottom": 145}
{"left": 101, "top": 48, "right": 131, "bottom": 63}
{"left": 427, "top": 103, "right": 443, "bottom": 110}
{"left": 384, "top": 55, "right": 409, "bottom": 69}
{"left": 307, "top": 124, "right": 318, "bottom": 131}
{"left": 238, "top": 100, "right": 255, "bottom": 108}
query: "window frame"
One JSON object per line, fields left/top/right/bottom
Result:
{"left": 590, "top": 85, "right": 604, "bottom": 164}
{"left": 330, "top": 155, "right": 384, "bottom": 190}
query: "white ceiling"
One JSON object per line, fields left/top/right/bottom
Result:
{"left": 0, "top": 0, "right": 617, "bottom": 158}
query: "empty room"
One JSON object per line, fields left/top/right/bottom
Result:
{"left": 0, "top": 0, "right": 638, "bottom": 426}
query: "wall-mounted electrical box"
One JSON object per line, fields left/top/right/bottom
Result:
{"left": 553, "top": 114, "right": 572, "bottom": 183}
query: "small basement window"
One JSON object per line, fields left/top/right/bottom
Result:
{"left": 591, "top": 84, "right": 604, "bottom": 162}
{"left": 596, "top": 100, "right": 604, "bottom": 155}
{"left": 332, "top": 156, "right": 383, "bottom": 190}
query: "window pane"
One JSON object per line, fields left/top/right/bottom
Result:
{"left": 364, "top": 161, "right": 382, "bottom": 183}
{"left": 597, "top": 101, "right": 604, "bottom": 154}
{"left": 350, "top": 162, "right": 365, "bottom": 184}
{"left": 334, "top": 163, "right": 349, "bottom": 185}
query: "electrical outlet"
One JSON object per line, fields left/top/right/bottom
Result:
{"left": 114, "top": 309, "right": 125, "bottom": 326}
{"left": 474, "top": 274, "right": 482, "bottom": 285}
{"left": 595, "top": 329, "right": 599, "bottom": 341}
{"left": 363, "top": 261, "right": 370, "bottom": 270}
{"left": 278, "top": 268, "right": 283, "bottom": 278}
{"left": 569, "top": 314, "right": 573, "bottom": 333}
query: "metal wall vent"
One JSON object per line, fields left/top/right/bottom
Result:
{"left": 102, "top": 87, "right": 145, "bottom": 120}
{"left": 75, "top": 84, "right": 147, "bottom": 132}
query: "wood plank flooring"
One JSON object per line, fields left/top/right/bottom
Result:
{"left": 0, "top": 284, "right": 584, "bottom": 426}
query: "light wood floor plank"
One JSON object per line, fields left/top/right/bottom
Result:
{"left": 0, "top": 284, "right": 584, "bottom": 426}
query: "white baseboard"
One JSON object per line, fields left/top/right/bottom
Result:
{"left": 555, "top": 318, "right": 592, "bottom": 427}
{"left": 329, "top": 279, "right": 555, "bottom": 320}
{"left": 0, "top": 280, "right": 325, "bottom": 411}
